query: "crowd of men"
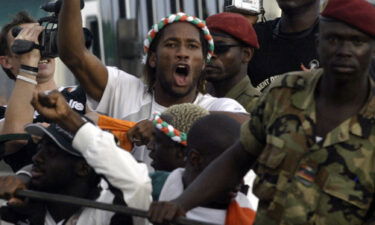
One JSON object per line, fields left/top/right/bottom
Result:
{"left": 0, "top": 0, "right": 374, "bottom": 224}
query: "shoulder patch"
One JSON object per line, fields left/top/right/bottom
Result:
{"left": 266, "top": 71, "right": 314, "bottom": 91}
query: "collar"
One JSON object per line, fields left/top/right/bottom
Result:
{"left": 225, "top": 76, "right": 260, "bottom": 100}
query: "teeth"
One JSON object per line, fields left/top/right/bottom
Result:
{"left": 39, "top": 60, "right": 48, "bottom": 64}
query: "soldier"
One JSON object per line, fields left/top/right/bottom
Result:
{"left": 147, "top": 0, "right": 375, "bottom": 224}
{"left": 205, "top": 12, "right": 261, "bottom": 112}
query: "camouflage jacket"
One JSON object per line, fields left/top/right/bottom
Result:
{"left": 240, "top": 69, "right": 375, "bottom": 225}
{"left": 225, "top": 76, "right": 261, "bottom": 112}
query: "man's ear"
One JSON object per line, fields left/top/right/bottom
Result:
{"left": 148, "top": 52, "right": 157, "bottom": 68}
{"left": 0, "top": 55, "right": 12, "bottom": 69}
{"left": 188, "top": 149, "right": 202, "bottom": 168}
{"left": 75, "top": 161, "right": 91, "bottom": 177}
{"left": 242, "top": 47, "right": 253, "bottom": 64}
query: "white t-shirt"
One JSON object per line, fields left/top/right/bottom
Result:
{"left": 159, "top": 168, "right": 254, "bottom": 225}
{"left": 88, "top": 67, "right": 247, "bottom": 164}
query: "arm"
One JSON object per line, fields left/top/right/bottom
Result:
{"left": 148, "top": 140, "right": 257, "bottom": 224}
{"left": 31, "top": 91, "right": 152, "bottom": 210}
{"left": 58, "top": 0, "right": 108, "bottom": 101}
{"left": 73, "top": 123, "right": 152, "bottom": 210}
{"left": 1, "top": 24, "right": 43, "bottom": 155}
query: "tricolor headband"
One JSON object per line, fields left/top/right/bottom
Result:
{"left": 152, "top": 113, "right": 187, "bottom": 146}
{"left": 143, "top": 12, "right": 215, "bottom": 61}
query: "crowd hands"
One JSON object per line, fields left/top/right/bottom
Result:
{"left": 0, "top": 0, "right": 375, "bottom": 224}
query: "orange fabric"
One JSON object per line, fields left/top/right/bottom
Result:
{"left": 98, "top": 115, "right": 136, "bottom": 152}
{"left": 225, "top": 201, "right": 256, "bottom": 225}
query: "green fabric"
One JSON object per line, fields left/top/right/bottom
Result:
{"left": 150, "top": 171, "right": 170, "bottom": 201}
{"left": 241, "top": 69, "right": 375, "bottom": 225}
{"left": 225, "top": 76, "right": 261, "bottom": 112}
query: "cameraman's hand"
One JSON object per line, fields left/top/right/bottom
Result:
{"left": 0, "top": 176, "right": 27, "bottom": 206}
{"left": 14, "top": 23, "right": 44, "bottom": 67}
{"left": 31, "top": 91, "right": 85, "bottom": 134}
{"left": 127, "top": 120, "right": 155, "bottom": 146}
{"left": 147, "top": 200, "right": 187, "bottom": 225}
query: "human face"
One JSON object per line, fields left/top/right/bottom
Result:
{"left": 150, "top": 22, "right": 205, "bottom": 98}
{"left": 5, "top": 23, "right": 55, "bottom": 80}
{"left": 148, "top": 130, "right": 185, "bottom": 171}
{"left": 318, "top": 20, "right": 375, "bottom": 80}
{"left": 276, "top": 0, "right": 317, "bottom": 12}
{"left": 205, "top": 34, "right": 244, "bottom": 82}
{"left": 30, "top": 137, "right": 78, "bottom": 191}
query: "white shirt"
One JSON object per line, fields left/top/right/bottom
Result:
{"left": 88, "top": 67, "right": 247, "bottom": 163}
{"left": 72, "top": 123, "right": 152, "bottom": 225}
{"left": 159, "top": 168, "right": 254, "bottom": 225}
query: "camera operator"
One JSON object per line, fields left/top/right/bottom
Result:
{"left": 0, "top": 11, "right": 87, "bottom": 172}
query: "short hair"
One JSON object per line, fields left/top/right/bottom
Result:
{"left": 0, "top": 11, "right": 36, "bottom": 80}
{"left": 187, "top": 114, "right": 240, "bottom": 156}
{"left": 160, "top": 103, "right": 209, "bottom": 134}
{"left": 143, "top": 22, "right": 209, "bottom": 93}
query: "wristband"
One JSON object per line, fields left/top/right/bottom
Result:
{"left": 16, "top": 75, "right": 37, "bottom": 85}
{"left": 20, "top": 68, "right": 38, "bottom": 76}
{"left": 20, "top": 64, "right": 39, "bottom": 74}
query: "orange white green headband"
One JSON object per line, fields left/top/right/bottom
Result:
{"left": 143, "top": 12, "right": 215, "bottom": 61}
{"left": 152, "top": 113, "right": 187, "bottom": 146}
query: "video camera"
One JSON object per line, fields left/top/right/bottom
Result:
{"left": 11, "top": 0, "right": 92, "bottom": 59}
{"left": 224, "top": 0, "right": 264, "bottom": 16}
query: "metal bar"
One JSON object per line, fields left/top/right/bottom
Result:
{"left": 16, "top": 190, "right": 219, "bottom": 225}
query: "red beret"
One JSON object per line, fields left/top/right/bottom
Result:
{"left": 321, "top": 0, "right": 375, "bottom": 38}
{"left": 206, "top": 12, "right": 259, "bottom": 49}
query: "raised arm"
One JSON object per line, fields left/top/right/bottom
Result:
{"left": 31, "top": 91, "right": 152, "bottom": 210}
{"left": 1, "top": 24, "right": 43, "bottom": 156}
{"left": 58, "top": 0, "right": 108, "bottom": 101}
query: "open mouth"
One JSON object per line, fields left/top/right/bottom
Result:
{"left": 174, "top": 64, "right": 190, "bottom": 86}
{"left": 175, "top": 64, "right": 189, "bottom": 76}
{"left": 38, "top": 59, "right": 50, "bottom": 65}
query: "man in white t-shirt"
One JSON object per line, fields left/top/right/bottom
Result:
{"left": 57, "top": 0, "right": 247, "bottom": 164}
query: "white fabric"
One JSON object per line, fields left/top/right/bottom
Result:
{"left": 159, "top": 168, "right": 254, "bottom": 225}
{"left": 73, "top": 122, "right": 152, "bottom": 225}
{"left": 244, "top": 170, "right": 259, "bottom": 209}
{"left": 88, "top": 67, "right": 247, "bottom": 164}
{"left": 41, "top": 184, "right": 115, "bottom": 225}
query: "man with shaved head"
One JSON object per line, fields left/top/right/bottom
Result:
{"left": 149, "top": 114, "right": 255, "bottom": 225}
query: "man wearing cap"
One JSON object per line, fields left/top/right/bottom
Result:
{"left": 55, "top": 0, "right": 246, "bottom": 167}
{"left": 0, "top": 121, "right": 151, "bottom": 225}
{"left": 145, "top": 0, "right": 375, "bottom": 224}
{"left": 205, "top": 12, "right": 261, "bottom": 112}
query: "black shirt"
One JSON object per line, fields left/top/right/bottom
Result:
{"left": 371, "top": 58, "right": 375, "bottom": 81}
{"left": 248, "top": 18, "right": 319, "bottom": 90}
{"left": 0, "top": 86, "right": 87, "bottom": 171}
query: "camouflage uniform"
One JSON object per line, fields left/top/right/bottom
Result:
{"left": 240, "top": 69, "right": 375, "bottom": 225}
{"left": 225, "top": 76, "right": 261, "bottom": 112}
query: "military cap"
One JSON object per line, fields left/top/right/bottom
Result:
{"left": 206, "top": 12, "right": 259, "bottom": 49}
{"left": 321, "top": 0, "right": 375, "bottom": 37}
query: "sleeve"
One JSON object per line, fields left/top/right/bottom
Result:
{"left": 240, "top": 92, "right": 269, "bottom": 157}
{"left": 72, "top": 123, "right": 152, "bottom": 210}
{"left": 209, "top": 98, "right": 248, "bottom": 113}
{"left": 87, "top": 67, "right": 146, "bottom": 117}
